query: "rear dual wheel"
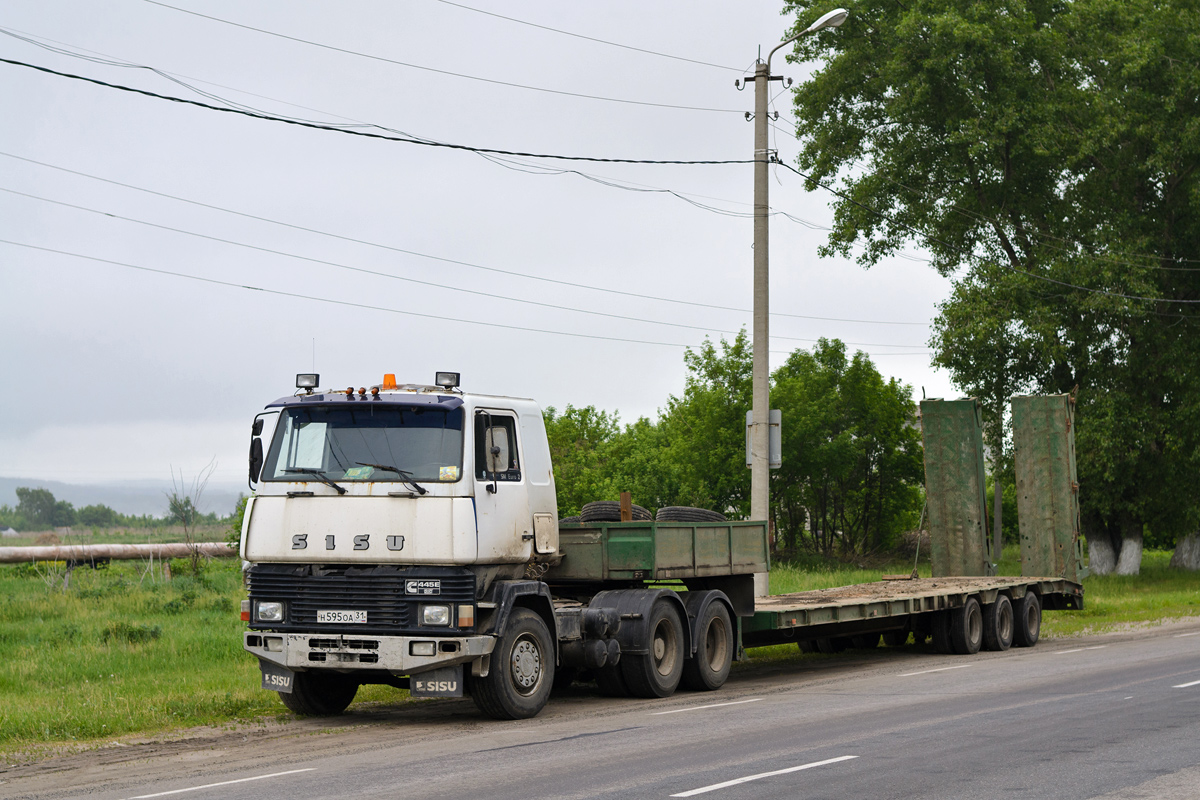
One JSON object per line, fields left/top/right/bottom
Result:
{"left": 1012, "top": 590, "right": 1042, "bottom": 648}
{"left": 623, "top": 599, "right": 686, "bottom": 698}
{"left": 681, "top": 601, "right": 732, "bottom": 691}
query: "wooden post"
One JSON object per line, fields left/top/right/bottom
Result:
{"left": 619, "top": 492, "right": 633, "bottom": 522}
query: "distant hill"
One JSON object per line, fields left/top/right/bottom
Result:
{"left": 0, "top": 476, "right": 245, "bottom": 518}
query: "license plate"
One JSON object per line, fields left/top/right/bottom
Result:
{"left": 317, "top": 609, "right": 367, "bottom": 623}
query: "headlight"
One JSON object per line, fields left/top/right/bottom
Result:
{"left": 256, "top": 601, "right": 284, "bottom": 622}
{"left": 422, "top": 605, "right": 451, "bottom": 626}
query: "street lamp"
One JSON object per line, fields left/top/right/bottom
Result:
{"left": 744, "top": 8, "right": 848, "bottom": 596}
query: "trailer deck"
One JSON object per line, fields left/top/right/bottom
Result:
{"left": 743, "top": 576, "right": 1082, "bottom": 647}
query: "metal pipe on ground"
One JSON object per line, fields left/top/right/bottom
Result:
{"left": 0, "top": 542, "right": 237, "bottom": 563}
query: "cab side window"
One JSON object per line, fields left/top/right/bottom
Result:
{"left": 475, "top": 414, "right": 521, "bottom": 481}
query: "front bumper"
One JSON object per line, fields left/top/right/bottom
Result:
{"left": 245, "top": 631, "right": 495, "bottom": 674}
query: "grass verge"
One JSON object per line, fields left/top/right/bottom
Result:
{"left": 0, "top": 558, "right": 403, "bottom": 761}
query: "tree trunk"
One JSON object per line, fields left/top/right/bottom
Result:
{"left": 1088, "top": 535, "right": 1117, "bottom": 575}
{"left": 1169, "top": 533, "right": 1200, "bottom": 571}
{"left": 1114, "top": 515, "right": 1143, "bottom": 576}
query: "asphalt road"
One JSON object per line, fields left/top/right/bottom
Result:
{"left": 5, "top": 622, "right": 1199, "bottom": 800}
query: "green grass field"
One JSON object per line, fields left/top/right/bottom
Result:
{"left": 0, "top": 558, "right": 403, "bottom": 759}
{"left": 0, "top": 548, "right": 1195, "bottom": 758}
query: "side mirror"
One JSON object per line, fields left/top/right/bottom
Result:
{"left": 249, "top": 438, "right": 264, "bottom": 485}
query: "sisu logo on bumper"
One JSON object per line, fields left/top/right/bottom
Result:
{"left": 410, "top": 665, "right": 463, "bottom": 697}
{"left": 406, "top": 579, "right": 441, "bottom": 595}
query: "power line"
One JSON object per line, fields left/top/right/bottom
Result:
{"left": 0, "top": 150, "right": 931, "bottom": 327}
{"left": 141, "top": 0, "right": 745, "bottom": 114}
{"left": 774, "top": 161, "right": 1200, "bottom": 305}
{"left": 0, "top": 184, "right": 928, "bottom": 349}
{"left": 0, "top": 57, "right": 751, "bottom": 165}
{"left": 430, "top": 0, "right": 742, "bottom": 72}
{"left": 0, "top": 28, "right": 834, "bottom": 232}
{"left": 0, "top": 239, "right": 932, "bottom": 357}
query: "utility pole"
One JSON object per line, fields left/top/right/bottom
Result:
{"left": 744, "top": 9, "right": 849, "bottom": 596}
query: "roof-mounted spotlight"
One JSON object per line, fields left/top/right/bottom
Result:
{"left": 435, "top": 371, "right": 461, "bottom": 389}
{"left": 295, "top": 373, "right": 319, "bottom": 394}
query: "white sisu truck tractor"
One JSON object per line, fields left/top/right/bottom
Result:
{"left": 241, "top": 373, "right": 1083, "bottom": 721}
{"left": 241, "top": 372, "right": 759, "bottom": 720}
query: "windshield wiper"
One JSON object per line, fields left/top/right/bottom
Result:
{"left": 283, "top": 468, "right": 347, "bottom": 495}
{"left": 356, "top": 462, "right": 428, "bottom": 495}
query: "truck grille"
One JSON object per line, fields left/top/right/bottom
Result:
{"left": 247, "top": 564, "right": 475, "bottom": 635}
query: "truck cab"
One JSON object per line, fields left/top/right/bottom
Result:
{"left": 241, "top": 373, "right": 564, "bottom": 719}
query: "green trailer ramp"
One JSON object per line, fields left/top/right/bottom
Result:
{"left": 920, "top": 398, "right": 994, "bottom": 577}
{"left": 1011, "top": 393, "right": 1088, "bottom": 582}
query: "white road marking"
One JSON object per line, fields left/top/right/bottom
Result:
{"left": 671, "top": 755, "right": 858, "bottom": 797}
{"left": 651, "top": 698, "right": 763, "bottom": 715}
{"left": 1175, "top": 632, "right": 1200, "bottom": 638}
{"left": 1083, "top": 646, "right": 1107, "bottom": 651}
{"left": 1173, "top": 680, "right": 1200, "bottom": 689}
{"left": 125, "top": 769, "right": 316, "bottom": 799}
{"left": 899, "top": 664, "right": 974, "bottom": 677}
{"left": 1054, "top": 648, "right": 1085, "bottom": 655}
{"left": 1124, "top": 696, "right": 1133, "bottom": 700}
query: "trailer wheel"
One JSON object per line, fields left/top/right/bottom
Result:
{"left": 950, "top": 597, "right": 984, "bottom": 655}
{"left": 882, "top": 629, "right": 910, "bottom": 647}
{"left": 850, "top": 633, "right": 882, "bottom": 650}
{"left": 472, "top": 608, "right": 554, "bottom": 720}
{"left": 681, "top": 601, "right": 732, "bottom": 691}
{"left": 797, "top": 640, "right": 817, "bottom": 653}
{"left": 1012, "top": 590, "right": 1041, "bottom": 648}
{"left": 815, "top": 637, "right": 848, "bottom": 654}
{"left": 983, "top": 594, "right": 1014, "bottom": 651}
{"left": 278, "top": 671, "right": 359, "bottom": 717}
{"left": 931, "top": 612, "right": 953, "bottom": 654}
{"left": 622, "top": 599, "right": 685, "bottom": 698}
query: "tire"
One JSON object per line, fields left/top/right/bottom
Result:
{"left": 681, "top": 602, "right": 733, "bottom": 691}
{"left": 983, "top": 594, "right": 1014, "bottom": 652}
{"left": 797, "top": 640, "right": 817, "bottom": 653}
{"left": 950, "top": 597, "right": 984, "bottom": 655}
{"left": 622, "top": 599, "right": 685, "bottom": 698}
{"left": 277, "top": 670, "right": 359, "bottom": 716}
{"left": 655, "top": 506, "right": 727, "bottom": 523}
{"left": 931, "top": 611, "right": 953, "bottom": 654}
{"left": 472, "top": 608, "right": 554, "bottom": 720}
{"left": 850, "top": 633, "right": 882, "bottom": 650}
{"left": 580, "top": 501, "right": 652, "bottom": 523}
{"left": 1012, "top": 590, "right": 1042, "bottom": 648}
{"left": 559, "top": 516, "right": 581, "bottom": 525}
{"left": 882, "top": 629, "right": 909, "bottom": 647}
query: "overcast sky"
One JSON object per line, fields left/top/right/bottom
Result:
{"left": 0, "top": 0, "right": 957, "bottom": 490}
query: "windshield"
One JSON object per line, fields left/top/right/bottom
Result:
{"left": 262, "top": 405, "right": 464, "bottom": 483}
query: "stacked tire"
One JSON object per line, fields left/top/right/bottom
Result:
{"left": 654, "top": 506, "right": 727, "bottom": 523}
{"left": 580, "top": 501, "right": 652, "bottom": 523}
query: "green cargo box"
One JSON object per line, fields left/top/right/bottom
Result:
{"left": 546, "top": 520, "right": 770, "bottom": 582}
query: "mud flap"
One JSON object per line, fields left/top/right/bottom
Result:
{"left": 259, "top": 659, "right": 295, "bottom": 693}
{"left": 410, "top": 665, "right": 464, "bottom": 698}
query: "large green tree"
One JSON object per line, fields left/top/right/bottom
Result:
{"left": 782, "top": 0, "right": 1200, "bottom": 573}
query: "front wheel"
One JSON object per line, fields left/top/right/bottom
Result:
{"left": 277, "top": 670, "right": 359, "bottom": 716}
{"left": 681, "top": 601, "right": 732, "bottom": 691}
{"left": 473, "top": 608, "right": 554, "bottom": 720}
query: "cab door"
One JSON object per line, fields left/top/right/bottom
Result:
{"left": 472, "top": 409, "right": 532, "bottom": 562}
